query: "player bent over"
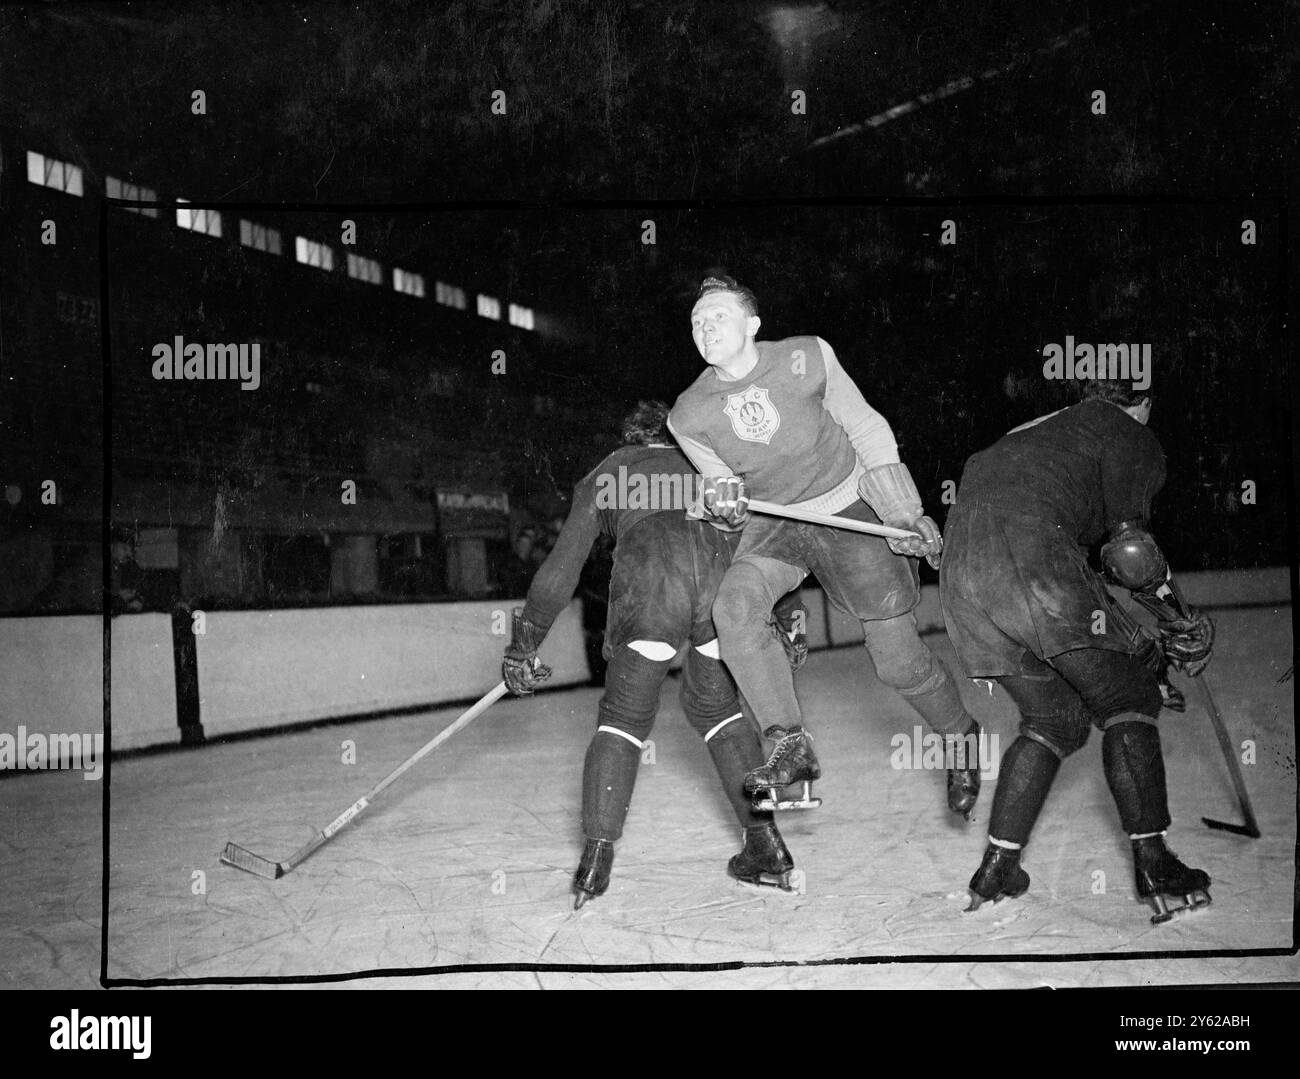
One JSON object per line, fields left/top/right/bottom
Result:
{"left": 939, "top": 378, "right": 1214, "bottom": 923}
{"left": 667, "top": 275, "right": 981, "bottom": 818}
{"left": 502, "top": 401, "right": 799, "bottom": 908}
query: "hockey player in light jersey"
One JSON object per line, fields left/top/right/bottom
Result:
{"left": 667, "top": 275, "right": 981, "bottom": 818}
{"left": 939, "top": 377, "right": 1214, "bottom": 922}
{"left": 501, "top": 401, "right": 803, "bottom": 908}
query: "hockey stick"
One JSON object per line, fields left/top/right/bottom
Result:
{"left": 1194, "top": 675, "right": 1261, "bottom": 839}
{"left": 221, "top": 681, "right": 511, "bottom": 879}
{"left": 748, "top": 498, "right": 919, "bottom": 540}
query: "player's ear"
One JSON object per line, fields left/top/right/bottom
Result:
{"left": 746, "top": 314, "right": 761, "bottom": 338}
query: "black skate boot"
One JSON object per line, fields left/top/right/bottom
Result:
{"left": 573, "top": 837, "right": 615, "bottom": 910}
{"left": 728, "top": 822, "right": 796, "bottom": 891}
{"left": 1132, "top": 834, "right": 1211, "bottom": 924}
{"left": 964, "top": 842, "right": 1030, "bottom": 912}
{"left": 945, "top": 722, "right": 982, "bottom": 821}
{"left": 744, "top": 725, "right": 822, "bottom": 811}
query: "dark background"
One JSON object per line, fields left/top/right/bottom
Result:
{"left": 0, "top": 0, "right": 1292, "bottom": 613}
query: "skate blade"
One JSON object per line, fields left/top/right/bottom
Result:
{"left": 1148, "top": 890, "right": 1212, "bottom": 925}
{"left": 735, "top": 873, "right": 795, "bottom": 892}
{"left": 752, "top": 780, "right": 821, "bottom": 812}
{"left": 963, "top": 884, "right": 1028, "bottom": 912}
{"left": 752, "top": 797, "right": 822, "bottom": 811}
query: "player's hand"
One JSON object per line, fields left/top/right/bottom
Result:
{"left": 502, "top": 610, "right": 553, "bottom": 696}
{"left": 701, "top": 476, "right": 749, "bottom": 527}
{"left": 887, "top": 514, "right": 943, "bottom": 568}
{"left": 1159, "top": 610, "right": 1214, "bottom": 678}
{"left": 502, "top": 653, "right": 553, "bottom": 696}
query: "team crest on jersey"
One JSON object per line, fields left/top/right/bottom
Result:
{"left": 723, "top": 384, "right": 781, "bottom": 445}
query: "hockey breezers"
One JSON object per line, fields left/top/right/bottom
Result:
{"left": 221, "top": 682, "right": 510, "bottom": 879}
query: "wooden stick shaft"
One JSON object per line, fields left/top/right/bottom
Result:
{"left": 280, "top": 681, "right": 510, "bottom": 872}
{"left": 1196, "top": 676, "right": 1261, "bottom": 837}
{"left": 748, "top": 498, "right": 919, "bottom": 540}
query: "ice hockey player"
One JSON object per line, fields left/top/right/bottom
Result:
{"left": 667, "top": 275, "right": 981, "bottom": 818}
{"left": 502, "top": 401, "right": 801, "bottom": 908}
{"left": 939, "top": 377, "right": 1215, "bottom": 923}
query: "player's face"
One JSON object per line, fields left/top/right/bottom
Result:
{"left": 690, "top": 293, "right": 757, "bottom": 367}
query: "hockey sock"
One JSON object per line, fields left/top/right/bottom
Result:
{"left": 1101, "top": 714, "right": 1172, "bottom": 836}
{"left": 581, "top": 731, "right": 642, "bottom": 841}
{"left": 580, "top": 647, "right": 669, "bottom": 840}
{"left": 678, "top": 645, "right": 771, "bottom": 827}
{"left": 988, "top": 735, "right": 1061, "bottom": 847}
{"left": 704, "top": 714, "right": 773, "bottom": 828}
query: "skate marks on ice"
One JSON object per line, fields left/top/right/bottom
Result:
{"left": 0, "top": 767, "right": 103, "bottom": 989}
{"left": 3, "top": 604, "right": 1286, "bottom": 984}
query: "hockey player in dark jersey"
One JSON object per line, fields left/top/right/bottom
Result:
{"left": 667, "top": 275, "right": 981, "bottom": 818}
{"left": 502, "top": 401, "right": 801, "bottom": 908}
{"left": 940, "top": 378, "right": 1215, "bottom": 923}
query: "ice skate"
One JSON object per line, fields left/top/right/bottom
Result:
{"left": 945, "top": 722, "right": 982, "bottom": 820}
{"left": 964, "top": 842, "right": 1030, "bottom": 911}
{"left": 728, "top": 822, "right": 796, "bottom": 891}
{"left": 573, "top": 837, "right": 615, "bottom": 909}
{"left": 744, "top": 725, "right": 822, "bottom": 811}
{"left": 1132, "top": 835, "right": 1211, "bottom": 924}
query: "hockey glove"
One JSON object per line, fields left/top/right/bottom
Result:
{"left": 1158, "top": 610, "right": 1214, "bottom": 678}
{"left": 887, "top": 514, "right": 944, "bottom": 569}
{"left": 701, "top": 476, "right": 750, "bottom": 527}
{"left": 502, "top": 609, "right": 553, "bottom": 696}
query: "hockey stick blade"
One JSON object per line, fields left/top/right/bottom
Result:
{"left": 220, "top": 842, "right": 285, "bottom": 879}
{"left": 1201, "top": 817, "right": 1262, "bottom": 839}
{"left": 219, "top": 681, "right": 509, "bottom": 880}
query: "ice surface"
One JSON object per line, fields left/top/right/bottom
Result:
{"left": 1, "top": 605, "right": 1294, "bottom": 989}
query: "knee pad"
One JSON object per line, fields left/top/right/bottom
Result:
{"left": 998, "top": 667, "right": 1092, "bottom": 759}
{"left": 862, "top": 614, "right": 935, "bottom": 691}
{"left": 680, "top": 643, "right": 744, "bottom": 736}
{"left": 1086, "top": 677, "right": 1163, "bottom": 729}
{"left": 712, "top": 563, "right": 778, "bottom": 640}
{"left": 1018, "top": 719, "right": 1089, "bottom": 759}
{"left": 597, "top": 646, "right": 669, "bottom": 744}
{"left": 1018, "top": 696, "right": 1092, "bottom": 758}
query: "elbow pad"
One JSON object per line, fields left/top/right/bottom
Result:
{"left": 1100, "top": 521, "right": 1168, "bottom": 593}
{"left": 858, "top": 462, "right": 923, "bottom": 525}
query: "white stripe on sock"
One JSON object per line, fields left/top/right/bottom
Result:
{"left": 597, "top": 725, "right": 643, "bottom": 749}
{"left": 703, "top": 713, "right": 743, "bottom": 743}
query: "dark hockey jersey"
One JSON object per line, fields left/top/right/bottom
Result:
{"left": 939, "top": 399, "right": 1166, "bottom": 675}
{"left": 521, "top": 443, "right": 698, "bottom": 635}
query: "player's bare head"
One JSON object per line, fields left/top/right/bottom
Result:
{"left": 622, "top": 400, "right": 672, "bottom": 446}
{"left": 1081, "top": 377, "right": 1152, "bottom": 423}
{"left": 690, "top": 275, "right": 762, "bottom": 366}
{"left": 695, "top": 274, "right": 759, "bottom": 318}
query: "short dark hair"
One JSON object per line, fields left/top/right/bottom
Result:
{"left": 622, "top": 400, "right": 671, "bottom": 445}
{"left": 696, "top": 274, "right": 759, "bottom": 318}
{"left": 1079, "top": 377, "right": 1151, "bottom": 408}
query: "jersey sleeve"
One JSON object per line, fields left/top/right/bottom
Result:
{"left": 1099, "top": 418, "right": 1167, "bottom": 531}
{"left": 817, "top": 338, "right": 902, "bottom": 468}
{"left": 666, "top": 414, "right": 746, "bottom": 528}
{"left": 521, "top": 471, "right": 603, "bottom": 635}
{"left": 667, "top": 414, "right": 734, "bottom": 478}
